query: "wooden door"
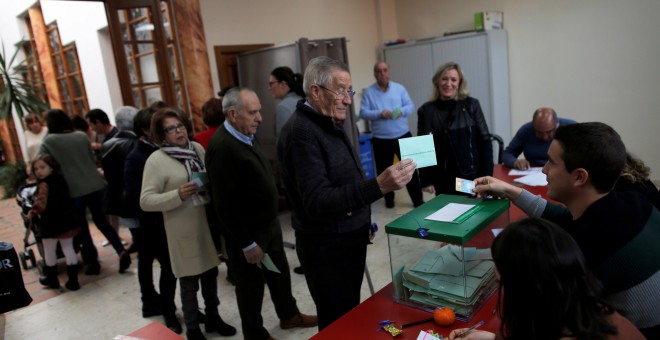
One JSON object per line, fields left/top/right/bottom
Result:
{"left": 213, "top": 44, "right": 272, "bottom": 90}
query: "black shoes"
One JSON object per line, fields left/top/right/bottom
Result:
{"left": 39, "top": 265, "right": 60, "bottom": 289}
{"left": 65, "top": 264, "right": 80, "bottom": 291}
{"left": 205, "top": 315, "right": 237, "bottom": 336}
{"left": 142, "top": 301, "right": 163, "bottom": 318}
{"left": 85, "top": 261, "right": 101, "bottom": 275}
{"left": 163, "top": 313, "right": 182, "bottom": 334}
{"left": 119, "top": 251, "right": 131, "bottom": 273}
{"left": 186, "top": 328, "right": 206, "bottom": 340}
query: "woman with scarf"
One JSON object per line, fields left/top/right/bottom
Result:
{"left": 140, "top": 108, "right": 236, "bottom": 340}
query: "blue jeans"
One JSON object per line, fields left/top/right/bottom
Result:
{"left": 72, "top": 189, "right": 124, "bottom": 264}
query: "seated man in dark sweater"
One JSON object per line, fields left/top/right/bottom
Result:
{"left": 473, "top": 122, "right": 660, "bottom": 337}
{"left": 502, "top": 107, "right": 575, "bottom": 170}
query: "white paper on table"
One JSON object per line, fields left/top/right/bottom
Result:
{"left": 425, "top": 203, "right": 475, "bottom": 223}
{"left": 508, "top": 167, "right": 543, "bottom": 176}
{"left": 513, "top": 171, "right": 548, "bottom": 186}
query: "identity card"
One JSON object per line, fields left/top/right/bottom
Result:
{"left": 455, "top": 177, "right": 476, "bottom": 195}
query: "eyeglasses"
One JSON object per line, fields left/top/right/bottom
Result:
{"left": 268, "top": 80, "right": 280, "bottom": 87}
{"left": 163, "top": 123, "right": 186, "bottom": 134}
{"left": 317, "top": 84, "right": 355, "bottom": 100}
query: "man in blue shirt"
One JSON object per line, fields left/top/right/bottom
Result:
{"left": 503, "top": 107, "right": 576, "bottom": 169}
{"left": 360, "top": 61, "right": 423, "bottom": 208}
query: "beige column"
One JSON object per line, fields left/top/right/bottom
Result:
{"left": 171, "top": 0, "right": 214, "bottom": 134}
{"left": 28, "top": 7, "right": 62, "bottom": 111}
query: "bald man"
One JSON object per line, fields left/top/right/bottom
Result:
{"left": 502, "top": 108, "right": 576, "bottom": 170}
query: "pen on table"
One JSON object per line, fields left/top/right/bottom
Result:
{"left": 456, "top": 320, "right": 485, "bottom": 338}
{"left": 401, "top": 317, "right": 434, "bottom": 328}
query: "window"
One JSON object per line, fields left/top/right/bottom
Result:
{"left": 46, "top": 22, "right": 89, "bottom": 116}
{"left": 20, "top": 16, "right": 47, "bottom": 104}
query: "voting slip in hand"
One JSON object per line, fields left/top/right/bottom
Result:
{"left": 398, "top": 135, "right": 437, "bottom": 169}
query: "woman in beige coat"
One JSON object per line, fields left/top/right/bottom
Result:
{"left": 140, "top": 108, "right": 236, "bottom": 340}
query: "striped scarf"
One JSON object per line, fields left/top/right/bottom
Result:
{"left": 160, "top": 141, "right": 205, "bottom": 181}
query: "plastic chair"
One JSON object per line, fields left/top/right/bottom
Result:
{"left": 488, "top": 133, "right": 504, "bottom": 164}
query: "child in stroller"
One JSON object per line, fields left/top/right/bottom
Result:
{"left": 26, "top": 154, "right": 81, "bottom": 290}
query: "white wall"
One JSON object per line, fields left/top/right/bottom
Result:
{"left": 394, "top": 0, "right": 660, "bottom": 181}
{"left": 40, "top": 1, "right": 117, "bottom": 123}
{"left": 199, "top": 0, "right": 391, "bottom": 112}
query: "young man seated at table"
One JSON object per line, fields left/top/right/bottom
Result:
{"left": 473, "top": 122, "right": 660, "bottom": 337}
{"left": 502, "top": 107, "right": 575, "bottom": 170}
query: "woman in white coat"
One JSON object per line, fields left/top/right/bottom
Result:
{"left": 140, "top": 108, "right": 236, "bottom": 340}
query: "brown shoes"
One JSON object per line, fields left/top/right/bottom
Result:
{"left": 279, "top": 313, "right": 318, "bottom": 329}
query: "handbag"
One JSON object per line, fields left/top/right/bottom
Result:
{"left": 0, "top": 242, "right": 33, "bottom": 314}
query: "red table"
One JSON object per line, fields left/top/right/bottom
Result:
{"left": 311, "top": 283, "right": 500, "bottom": 339}
{"left": 312, "top": 165, "right": 549, "bottom": 339}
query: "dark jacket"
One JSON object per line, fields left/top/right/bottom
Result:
{"left": 417, "top": 97, "right": 493, "bottom": 193}
{"left": 124, "top": 140, "right": 165, "bottom": 233}
{"left": 277, "top": 101, "right": 383, "bottom": 235}
{"left": 101, "top": 130, "right": 137, "bottom": 216}
{"left": 206, "top": 125, "right": 279, "bottom": 249}
{"left": 32, "top": 173, "right": 77, "bottom": 238}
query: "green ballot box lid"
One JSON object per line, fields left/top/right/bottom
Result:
{"left": 385, "top": 194, "right": 509, "bottom": 244}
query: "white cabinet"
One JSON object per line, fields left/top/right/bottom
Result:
{"left": 384, "top": 30, "right": 511, "bottom": 143}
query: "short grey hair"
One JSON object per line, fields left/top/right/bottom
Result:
{"left": 222, "top": 87, "right": 255, "bottom": 115}
{"left": 114, "top": 106, "right": 138, "bottom": 131}
{"left": 302, "top": 56, "right": 350, "bottom": 96}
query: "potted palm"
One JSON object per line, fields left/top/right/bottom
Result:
{"left": 0, "top": 40, "right": 50, "bottom": 197}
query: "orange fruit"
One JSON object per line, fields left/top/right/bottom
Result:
{"left": 433, "top": 307, "right": 456, "bottom": 326}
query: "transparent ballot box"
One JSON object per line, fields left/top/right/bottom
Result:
{"left": 385, "top": 194, "right": 510, "bottom": 321}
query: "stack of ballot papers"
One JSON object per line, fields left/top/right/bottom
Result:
{"left": 394, "top": 245, "right": 496, "bottom": 315}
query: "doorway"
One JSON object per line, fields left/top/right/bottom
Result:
{"left": 213, "top": 44, "right": 273, "bottom": 90}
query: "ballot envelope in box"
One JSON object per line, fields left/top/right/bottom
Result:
{"left": 385, "top": 194, "right": 509, "bottom": 321}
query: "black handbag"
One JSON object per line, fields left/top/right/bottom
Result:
{"left": 0, "top": 242, "right": 33, "bottom": 314}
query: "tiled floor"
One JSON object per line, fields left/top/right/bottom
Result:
{"left": 0, "top": 188, "right": 433, "bottom": 340}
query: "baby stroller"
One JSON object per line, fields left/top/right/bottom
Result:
{"left": 15, "top": 183, "right": 39, "bottom": 272}
{"left": 15, "top": 183, "right": 77, "bottom": 276}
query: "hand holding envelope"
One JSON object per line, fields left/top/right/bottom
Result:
{"left": 376, "top": 158, "right": 417, "bottom": 194}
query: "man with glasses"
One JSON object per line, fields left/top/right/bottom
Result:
{"left": 360, "top": 61, "right": 423, "bottom": 208}
{"left": 502, "top": 107, "right": 576, "bottom": 170}
{"left": 277, "top": 56, "right": 417, "bottom": 330}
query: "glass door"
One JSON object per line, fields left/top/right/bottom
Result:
{"left": 105, "top": 0, "right": 186, "bottom": 110}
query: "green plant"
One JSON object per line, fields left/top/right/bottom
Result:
{"left": 0, "top": 40, "right": 49, "bottom": 122}
{"left": 0, "top": 161, "right": 28, "bottom": 198}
